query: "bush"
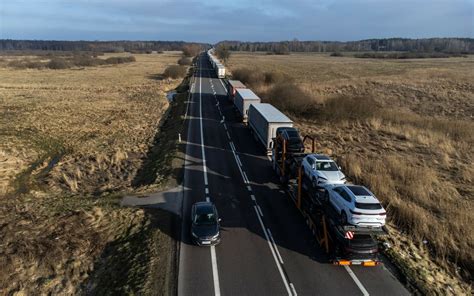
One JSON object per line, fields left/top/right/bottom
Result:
{"left": 231, "top": 68, "right": 265, "bottom": 88}
{"left": 265, "top": 82, "right": 316, "bottom": 116}
{"left": 182, "top": 44, "right": 201, "bottom": 57}
{"left": 264, "top": 71, "right": 292, "bottom": 84}
{"left": 72, "top": 55, "right": 105, "bottom": 67}
{"left": 163, "top": 65, "right": 187, "bottom": 79}
{"left": 320, "top": 95, "right": 380, "bottom": 122}
{"left": 105, "top": 56, "right": 136, "bottom": 64}
{"left": 177, "top": 57, "right": 192, "bottom": 66}
{"left": 8, "top": 59, "right": 44, "bottom": 69}
{"left": 47, "top": 58, "right": 71, "bottom": 69}
{"left": 330, "top": 52, "right": 344, "bottom": 57}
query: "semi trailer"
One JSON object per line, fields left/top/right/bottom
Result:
{"left": 248, "top": 103, "right": 293, "bottom": 154}
{"left": 234, "top": 89, "right": 261, "bottom": 123}
{"left": 227, "top": 80, "right": 247, "bottom": 101}
{"left": 272, "top": 134, "right": 388, "bottom": 266}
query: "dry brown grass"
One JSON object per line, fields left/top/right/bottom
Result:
{"left": 228, "top": 52, "right": 474, "bottom": 293}
{"left": 0, "top": 51, "right": 184, "bottom": 294}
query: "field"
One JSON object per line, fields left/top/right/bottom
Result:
{"left": 227, "top": 52, "right": 474, "bottom": 294}
{"left": 0, "top": 52, "right": 185, "bottom": 294}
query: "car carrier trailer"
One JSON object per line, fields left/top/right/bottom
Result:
{"left": 272, "top": 134, "right": 388, "bottom": 266}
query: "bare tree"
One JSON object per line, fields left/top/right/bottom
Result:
{"left": 215, "top": 44, "right": 231, "bottom": 64}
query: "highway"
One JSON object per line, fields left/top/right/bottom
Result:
{"left": 177, "top": 53, "right": 410, "bottom": 296}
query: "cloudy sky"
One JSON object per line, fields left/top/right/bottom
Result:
{"left": 1, "top": 0, "right": 472, "bottom": 42}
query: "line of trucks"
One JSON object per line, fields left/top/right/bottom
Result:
{"left": 207, "top": 50, "right": 389, "bottom": 266}
{"left": 208, "top": 49, "right": 226, "bottom": 78}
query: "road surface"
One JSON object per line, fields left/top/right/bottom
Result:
{"left": 177, "top": 53, "right": 410, "bottom": 296}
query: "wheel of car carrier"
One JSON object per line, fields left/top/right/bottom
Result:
{"left": 340, "top": 211, "right": 348, "bottom": 225}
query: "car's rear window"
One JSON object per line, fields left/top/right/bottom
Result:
{"left": 355, "top": 202, "right": 382, "bottom": 210}
{"left": 347, "top": 186, "right": 371, "bottom": 196}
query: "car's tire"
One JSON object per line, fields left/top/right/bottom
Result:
{"left": 341, "top": 211, "right": 348, "bottom": 225}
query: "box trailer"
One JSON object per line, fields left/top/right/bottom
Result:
{"left": 248, "top": 103, "right": 293, "bottom": 153}
{"left": 234, "top": 88, "right": 261, "bottom": 123}
{"left": 227, "top": 80, "right": 247, "bottom": 101}
{"left": 216, "top": 64, "right": 226, "bottom": 78}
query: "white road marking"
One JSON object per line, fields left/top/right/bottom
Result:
{"left": 198, "top": 58, "right": 221, "bottom": 296}
{"left": 256, "top": 205, "right": 264, "bottom": 217}
{"left": 199, "top": 65, "right": 208, "bottom": 186}
{"left": 205, "top": 188, "right": 209, "bottom": 194}
{"left": 247, "top": 185, "right": 252, "bottom": 191}
{"left": 229, "top": 142, "right": 236, "bottom": 151}
{"left": 267, "top": 229, "right": 284, "bottom": 264}
{"left": 211, "top": 246, "right": 221, "bottom": 296}
{"left": 206, "top": 197, "right": 210, "bottom": 202}
{"left": 290, "top": 283, "right": 298, "bottom": 296}
{"left": 254, "top": 206, "right": 292, "bottom": 295}
{"left": 251, "top": 194, "right": 256, "bottom": 201}
{"left": 344, "top": 266, "right": 370, "bottom": 296}
{"left": 226, "top": 131, "right": 231, "bottom": 139}
{"left": 235, "top": 155, "right": 242, "bottom": 166}
{"left": 223, "top": 123, "right": 227, "bottom": 131}
{"left": 243, "top": 171, "right": 250, "bottom": 184}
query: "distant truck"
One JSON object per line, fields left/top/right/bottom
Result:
{"left": 216, "top": 64, "right": 226, "bottom": 78}
{"left": 234, "top": 89, "right": 261, "bottom": 123}
{"left": 248, "top": 103, "right": 293, "bottom": 154}
{"left": 227, "top": 80, "right": 246, "bottom": 101}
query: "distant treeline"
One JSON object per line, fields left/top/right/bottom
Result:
{"left": 0, "top": 40, "right": 209, "bottom": 53}
{"left": 216, "top": 38, "right": 474, "bottom": 53}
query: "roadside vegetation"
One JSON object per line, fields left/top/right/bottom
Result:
{"left": 228, "top": 52, "right": 473, "bottom": 295}
{"left": 0, "top": 51, "right": 190, "bottom": 294}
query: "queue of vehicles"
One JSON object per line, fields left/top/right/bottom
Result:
{"left": 199, "top": 50, "right": 389, "bottom": 266}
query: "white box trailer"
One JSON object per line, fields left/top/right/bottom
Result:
{"left": 234, "top": 88, "right": 260, "bottom": 122}
{"left": 248, "top": 103, "right": 293, "bottom": 153}
{"left": 216, "top": 64, "right": 226, "bottom": 78}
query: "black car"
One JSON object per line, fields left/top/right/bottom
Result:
{"left": 276, "top": 127, "right": 305, "bottom": 153}
{"left": 332, "top": 229, "right": 379, "bottom": 261}
{"left": 191, "top": 202, "right": 221, "bottom": 246}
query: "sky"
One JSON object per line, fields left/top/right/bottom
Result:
{"left": 1, "top": 0, "right": 473, "bottom": 42}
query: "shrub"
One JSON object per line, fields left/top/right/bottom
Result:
{"left": 330, "top": 52, "right": 344, "bottom": 57}
{"left": 47, "top": 58, "right": 71, "bottom": 69}
{"left": 177, "top": 57, "right": 192, "bottom": 66}
{"left": 105, "top": 56, "right": 136, "bottom": 64}
{"left": 320, "top": 95, "right": 380, "bottom": 122}
{"left": 264, "top": 71, "right": 292, "bottom": 84}
{"left": 182, "top": 44, "right": 201, "bottom": 57}
{"left": 231, "top": 68, "right": 265, "bottom": 88}
{"left": 163, "top": 65, "right": 187, "bottom": 79}
{"left": 265, "top": 82, "right": 316, "bottom": 116}
{"left": 72, "top": 55, "right": 105, "bottom": 67}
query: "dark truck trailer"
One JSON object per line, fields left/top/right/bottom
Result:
{"left": 227, "top": 80, "right": 247, "bottom": 102}
{"left": 272, "top": 135, "right": 387, "bottom": 266}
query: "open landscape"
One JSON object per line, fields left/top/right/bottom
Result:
{"left": 227, "top": 51, "right": 474, "bottom": 294}
{"left": 0, "top": 51, "right": 188, "bottom": 294}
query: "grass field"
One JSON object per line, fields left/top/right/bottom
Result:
{"left": 228, "top": 52, "right": 474, "bottom": 294}
{"left": 0, "top": 51, "right": 185, "bottom": 294}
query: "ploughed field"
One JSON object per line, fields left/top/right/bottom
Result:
{"left": 227, "top": 52, "right": 474, "bottom": 294}
{"left": 0, "top": 52, "right": 182, "bottom": 294}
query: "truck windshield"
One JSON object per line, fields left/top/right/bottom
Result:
{"left": 316, "top": 161, "right": 338, "bottom": 171}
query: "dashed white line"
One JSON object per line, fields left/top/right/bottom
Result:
{"left": 254, "top": 206, "right": 292, "bottom": 295}
{"left": 344, "top": 266, "right": 370, "bottom": 296}
{"left": 235, "top": 155, "right": 242, "bottom": 166}
{"left": 223, "top": 123, "right": 227, "bottom": 131}
{"left": 246, "top": 185, "right": 252, "bottom": 192}
{"left": 229, "top": 142, "right": 236, "bottom": 152}
{"left": 256, "top": 205, "right": 264, "bottom": 217}
{"left": 206, "top": 197, "right": 210, "bottom": 202}
{"left": 250, "top": 194, "right": 256, "bottom": 201}
{"left": 243, "top": 173, "right": 250, "bottom": 184}
{"left": 205, "top": 188, "right": 209, "bottom": 194}
{"left": 210, "top": 246, "right": 221, "bottom": 296}
{"left": 267, "top": 229, "right": 284, "bottom": 264}
{"left": 226, "top": 131, "right": 231, "bottom": 139}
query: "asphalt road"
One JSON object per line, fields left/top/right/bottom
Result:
{"left": 177, "top": 53, "right": 410, "bottom": 296}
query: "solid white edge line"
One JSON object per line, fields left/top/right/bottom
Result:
{"left": 344, "top": 266, "right": 370, "bottom": 296}
{"left": 226, "top": 131, "right": 231, "bottom": 139}
{"left": 236, "top": 155, "right": 242, "bottom": 167}
{"left": 253, "top": 206, "right": 292, "bottom": 295}
{"left": 267, "top": 229, "right": 284, "bottom": 264}
{"left": 210, "top": 246, "right": 221, "bottom": 296}
{"left": 257, "top": 205, "right": 264, "bottom": 217}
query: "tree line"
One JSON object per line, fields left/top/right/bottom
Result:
{"left": 216, "top": 38, "right": 474, "bottom": 53}
{"left": 0, "top": 40, "right": 209, "bottom": 53}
